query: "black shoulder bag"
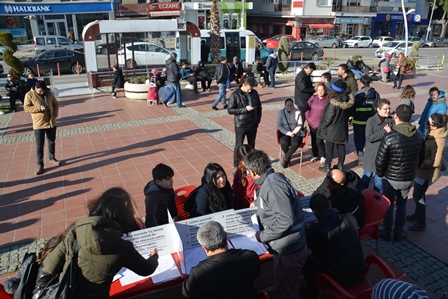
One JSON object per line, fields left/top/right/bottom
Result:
{"left": 34, "top": 241, "right": 80, "bottom": 299}
{"left": 283, "top": 109, "right": 306, "bottom": 138}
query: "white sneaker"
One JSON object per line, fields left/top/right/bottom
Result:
{"left": 320, "top": 157, "right": 326, "bottom": 164}
{"left": 310, "top": 156, "right": 318, "bottom": 162}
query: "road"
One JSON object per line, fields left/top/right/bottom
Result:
{"left": 0, "top": 47, "right": 447, "bottom": 96}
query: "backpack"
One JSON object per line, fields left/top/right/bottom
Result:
{"left": 12, "top": 253, "right": 39, "bottom": 299}
{"left": 183, "top": 187, "right": 200, "bottom": 216}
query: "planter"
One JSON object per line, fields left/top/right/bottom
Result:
{"left": 124, "top": 81, "right": 150, "bottom": 101}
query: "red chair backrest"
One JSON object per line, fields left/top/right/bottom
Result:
{"left": 276, "top": 129, "right": 282, "bottom": 145}
{"left": 298, "top": 130, "right": 309, "bottom": 149}
{"left": 359, "top": 189, "right": 391, "bottom": 240}
{"left": 0, "top": 284, "right": 13, "bottom": 299}
{"left": 174, "top": 185, "right": 196, "bottom": 220}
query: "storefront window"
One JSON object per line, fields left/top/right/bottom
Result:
{"left": 0, "top": 15, "right": 32, "bottom": 42}
{"left": 76, "top": 13, "right": 108, "bottom": 41}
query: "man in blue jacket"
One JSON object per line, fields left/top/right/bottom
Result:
{"left": 245, "top": 149, "right": 308, "bottom": 299}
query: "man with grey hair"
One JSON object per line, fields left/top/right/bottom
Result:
{"left": 182, "top": 221, "right": 260, "bottom": 299}
{"left": 245, "top": 149, "right": 308, "bottom": 299}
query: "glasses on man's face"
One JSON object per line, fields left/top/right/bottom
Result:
{"left": 381, "top": 107, "right": 390, "bottom": 111}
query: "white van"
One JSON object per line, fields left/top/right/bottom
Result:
{"left": 34, "top": 36, "right": 84, "bottom": 54}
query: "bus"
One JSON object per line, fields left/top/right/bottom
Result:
{"left": 176, "top": 29, "right": 270, "bottom": 65}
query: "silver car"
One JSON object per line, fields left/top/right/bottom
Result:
{"left": 308, "top": 35, "right": 340, "bottom": 48}
{"left": 343, "top": 36, "right": 373, "bottom": 48}
{"left": 117, "top": 42, "right": 170, "bottom": 68}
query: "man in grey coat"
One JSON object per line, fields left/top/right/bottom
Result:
{"left": 245, "top": 149, "right": 308, "bottom": 299}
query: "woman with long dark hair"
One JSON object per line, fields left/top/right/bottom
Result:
{"left": 232, "top": 145, "right": 258, "bottom": 209}
{"left": 194, "top": 163, "right": 234, "bottom": 216}
{"left": 408, "top": 113, "right": 448, "bottom": 231}
{"left": 38, "top": 187, "right": 159, "bottom": 299}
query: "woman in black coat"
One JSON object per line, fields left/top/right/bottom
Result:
{"left": 111, "top": 64, "right": 125, "bottom": 98}
{"left": 317, "top": 79, "right": 355, "bottom": 172}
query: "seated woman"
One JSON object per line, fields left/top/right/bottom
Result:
{"left": 193, "top": 61, "right": 213, "bottom": 92}
{"left": 232, "top": 144, "right": 258, "bottom": 209}
{"left": 36, "top": 187, "right": 159, "bottom": 299}
{"left": 194, "top": 163, "right": 234, "bottom": 216}
{"left": 276, "top": 98, "right": 303, "bottom": 168}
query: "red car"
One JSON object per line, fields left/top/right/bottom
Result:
{"left": 263, "top": 34, "right": 297, "bottom": 49}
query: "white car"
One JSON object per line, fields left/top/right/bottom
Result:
{"left": 307, "top": 35, "right": 340, "bottom": 48}
{"left": 343, "top": 36, "right": 373, "bottom": 48}
{"left": 372, "top": 36, "right": 394, "bottom": 47}
{"left": 118, "top": 42, "right": 170, "bottom": 68}
{"left": 375, "top": 41, "right": 413, "bottom": 58}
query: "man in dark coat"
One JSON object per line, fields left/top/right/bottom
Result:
{"left": 302, "top": 194, "right": 366, "bottom": 298}
{"left": 294, "top": 62, "right": 316, "bottom": 118}
{"left": 212, "top": 56, "right": 229, "bottom": 110}
{"left": 228, "top": 77, "right": 262, "bottom": 167}
{"left": 111, "top": 65, "right": 124, "bottom": 98}
{"left": 376, "top": 104, "right": 425, "bottom": 242}
{"left": 337, "top": 63, "right": 358, "bottom": 95}
{"left": 182, "top": 221, "right": 260, "bottom": 299}
{"left": 144, "top": 163, "right": 180, "bottom": 228}
{"left": 163, "top": 52, "right": 187, "bottom": 108}
{"left": 230, "top": 56, "right": 245, "bottom": 85}
{"left": 200, "top": 40, "right": 210, "bottom": 63}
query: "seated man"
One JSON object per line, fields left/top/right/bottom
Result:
{"left": 193, "top": 61, "right": 213, "bottom": 92}
{"left": 251, "top": 57, "right": 269, "bottom": 87}
{"left": 313, "top": 169, "right": 366, "bottom": 228}
{"left": 346, "top": 55, "right": 363, "bottom": 79}
{"left": 144, "top": 163, "right": 181, "bottom": 228}
{"left": 180, "top": 62, "right": 199, "bottom": 93}
{"left": 303, "top": 194, "right": 366, "bottom": 299}
{"left": 356, "top": 55, "right": 371, "bottom": 75}
{"left": 230, "top": 56, "right": 246, "bottom": 85}
{"left": 182, "top": 221, "right": 261, "bottom": 299}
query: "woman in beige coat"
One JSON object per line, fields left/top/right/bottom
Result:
{"left": 24, "top": 80, "right": 60, "bottom": 175}
{"left": 407, "top": 113, "right": 448, "bottom": 231}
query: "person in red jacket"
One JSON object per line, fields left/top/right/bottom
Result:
{"left": 232, "top": 144, "right": 259, "bottom": 209}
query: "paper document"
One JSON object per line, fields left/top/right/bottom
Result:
{"left": 151, "top": 254, "right": 181, "bottom": 284}
{"left": 118, "top": 268, "right": 151, "bottom": 286}
{"left": 184, "top": 246, "right": 207, "bottom": 275}
{"left": 230, "top": 235, "right": 268, "bottom": 255}
{"left": 251, "top": 214, "right": 260, "bottom": 232}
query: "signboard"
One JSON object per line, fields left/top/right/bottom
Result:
{"left": 115, "top": 4, "right": 148, "bottom": 17}
{"left": 150, "top": 2, "right": 181, "bottom": 11}
{"left": 0, "top": 28, "right": 27, "bottom": 38}
{"left": 337, "top": 17, "right": 368, "bottom": 24}
{"left": 0, "top": 2, "right": 113, "bottom": 15}
{"left": 413, "top": 14, "right": 422, "bottom": 23}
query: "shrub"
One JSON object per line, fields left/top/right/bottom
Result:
{"left": 0, "top": 32, "right": 23, "bottom": 78}
{"left": 129, "top": 76, "right": 148, "bottom": 84}
{"left": 277, "top": 36, "right": 290, "bottom": 72}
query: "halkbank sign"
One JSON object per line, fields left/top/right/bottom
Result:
{"left": 0, "top": 2, "right": 113, "bottom": 15}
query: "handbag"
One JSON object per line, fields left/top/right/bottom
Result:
{"left": 13, "top": 253, "right": 39, "bottom": 299}
{"left": 33, "top": 241, "right": 79, "bottom": 299}
{"left": 282, "top": 109, "right": 306, "bottom": 138}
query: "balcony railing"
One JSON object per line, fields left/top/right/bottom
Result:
{"left": 332, "top": 5, "right": 378, "bottom": 13}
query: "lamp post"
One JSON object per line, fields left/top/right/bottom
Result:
{"left": 426, "top": 0, "right": 436, "bottom": 41}
{"left": 402, "top": 3, "right": 415, "bottom": 57}
{"left": 240, "top": 0, "right": 245, "bottom": 30}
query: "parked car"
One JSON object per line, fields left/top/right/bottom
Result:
{"left": 343, "top": 36, "right": 373, "bottom": 48}
{"left": 22, "top": 50, "right": 85, "bottom": 76}
{"left": 117, "top": 42, "right": 170, "bottom": 68}
{"left": 307, "top": 35, "right": 340, "bottom": 48}
{"left": 34, "top": 36, "right": 83, "bottom": 54}
{"left": 289, "top": 41, "right": 324, "bottom": 61}
{"left": 375, "top": 41, "right": 413, "bottom": 58}
{"left": 96, "top": 36, "right": 141, "bottom": 55}
{"left": 0, "top": 63, "right": 3, "bottom": 75}
{"left": 372, "top": 36, "right": 394, "bottom": 47}
{"left": 262, "top": 34, "right": 297, "bottom": 49}
{"left": 0, "top": 45, "right": 5, "bottom": 60}
{"left": 423, "top": 37, "right": 448, "bottom": 47}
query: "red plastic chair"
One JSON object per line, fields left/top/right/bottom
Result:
{"left": 276, "top": 129, "right": 309, "bottom": 167}
{"left": 317, "top": 254, "right": 405, "bottom": 299}
{"left": 258, "top": 291, "right": 271, "bottom": 299}
{"left": 174, "top": 185, "right": 196, "bottom": 220}
{"left": 0, "top": 284, "right": 13, "bottom": 299}
{"left": 359, "top": 189, "right": 391, "bottom": 254}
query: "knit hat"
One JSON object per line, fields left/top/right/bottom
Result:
{"left": 233, "top": 56, "right": 238, "bottom": 61}
{"left": 331, "top": 79, "right": 347, "bottom": 92}
{"left": 372, "top": 279, "right": 428, "bottom": 299}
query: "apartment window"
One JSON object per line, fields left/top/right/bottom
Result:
{"left": 263, "top": 0, "right": 274, "bottom": 3}
{"left": 348, "top": 0, "right": 360, "bottom": 6}
{"left": 317, "top": 0, "right": 331, "bottom": 6}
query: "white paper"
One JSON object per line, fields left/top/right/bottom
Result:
{"left": 230, "top": 235, "right": 268, "bottom": 255}
{"left": 150, "top": 254, "right": 181, "bottom": 284}
{"left": 119, "top": 268, "right": 151, "bottom": 286}
{"left": 183, "top": 246, "right": 207, "bottom": 275}
{"left": 251, "top": 214, "right": 260, "bottom": 232}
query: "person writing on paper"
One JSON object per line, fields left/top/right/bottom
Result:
{"left": 38, "top": 187, "right": 159, "bottom": 299}
{"left": 182, "top": 221, "right": 260, "bottom": 299}
{"left": 245, "top": 149, "right": 308, "bottom": 299}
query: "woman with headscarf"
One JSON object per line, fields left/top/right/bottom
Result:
{"left": 378, "top": 52, "right": 391, "bottom": 83}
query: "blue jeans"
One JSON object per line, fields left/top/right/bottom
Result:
{"left": 360, "top": 170, "right": 383, "bottom": 193}
{"left": 393, "top": 73, "right": 404, "bottom": 88}
{"left": 226, "top": 77, "right": 232, "bottom": 89}
{"left": 411, "top": 177, "right": 431, "bottom": 224}
{"left": 382, "top": 178, "right": 412, "bottom": 235}
{"left": 213, "top": 83, "right": 227, "bottom": 107}
{"left": 165, "top": 81, "right": 183, "bottom": 106}
{"left": 268, "top": 68, "right": 276, "bottom": 87}
{"left": 353, "top": 124, "right": 366, "bottom": 158}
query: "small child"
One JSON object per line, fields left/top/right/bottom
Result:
{"left": 144, "top": 163, "right": 180, "bottom": 228}
{"left": 111, "top": 64, "right": 124, "bottom": 98}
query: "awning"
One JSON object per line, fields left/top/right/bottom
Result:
{"left": 307, "top": 24, "right": 334, "bottom": 29}
{"left": 150, "top": 11, "right": 180, "bottom": 17}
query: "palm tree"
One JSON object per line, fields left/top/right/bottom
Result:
{"left": 209, "top": 0, "right": 221, "bottom": 64}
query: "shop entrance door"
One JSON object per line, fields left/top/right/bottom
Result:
{"left": 45, "top": 20, "right": 67, "bottom": 37}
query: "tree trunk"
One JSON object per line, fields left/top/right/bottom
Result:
{"left": 209, "top": 0, "right": 221, "bottom": 64}
{"left": 441, "top": 11, "right": 447, "bottom": 38}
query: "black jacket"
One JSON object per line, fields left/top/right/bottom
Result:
{"left": 352, "top": 86, "right": 378, "bottom": 125}
{"left": 182, "top": 249, "right": 260, "bottom": 299}
{"left": 317, "top": 93, "right": 355, "bottom": 144}
{"left": 112, "top": 69, "right": 125, "bottom": 88}
{"left": 144, "top": 180, "right": 177, "bottom": 228}
{"left": 305, "top": 208, "right": 366, "bottom": 287}
{"left": 376, "top": 123, "right": 425, "bottom": 181}
{"left": 193, "top": 177, "right": 234, "bottom": 217}
{"left": 294, "top": 70, "right": 314, "bottom": 111}
{"left": 230, "top": 61, "right": 244, "bottom": 77}
{"left": 228, "top": 87, "right": 262, "bottom": 128}
{"left": 165, "top": 57, "right": 181, "bottom": 83}
{"left": 214, "top": 63, "right": 228, "bottom": 84}
{"left": 346, "top": 59, "right": 358, "bottom": 70}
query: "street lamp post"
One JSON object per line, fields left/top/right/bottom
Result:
{"left": 426, "top": 0, "right": 436, "bottom": 41}
{"left": 402, "top": 2, "right": 415, "bottom": 57}
{"left": 240, "top": 0, "right": 245, "bottom": 30}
